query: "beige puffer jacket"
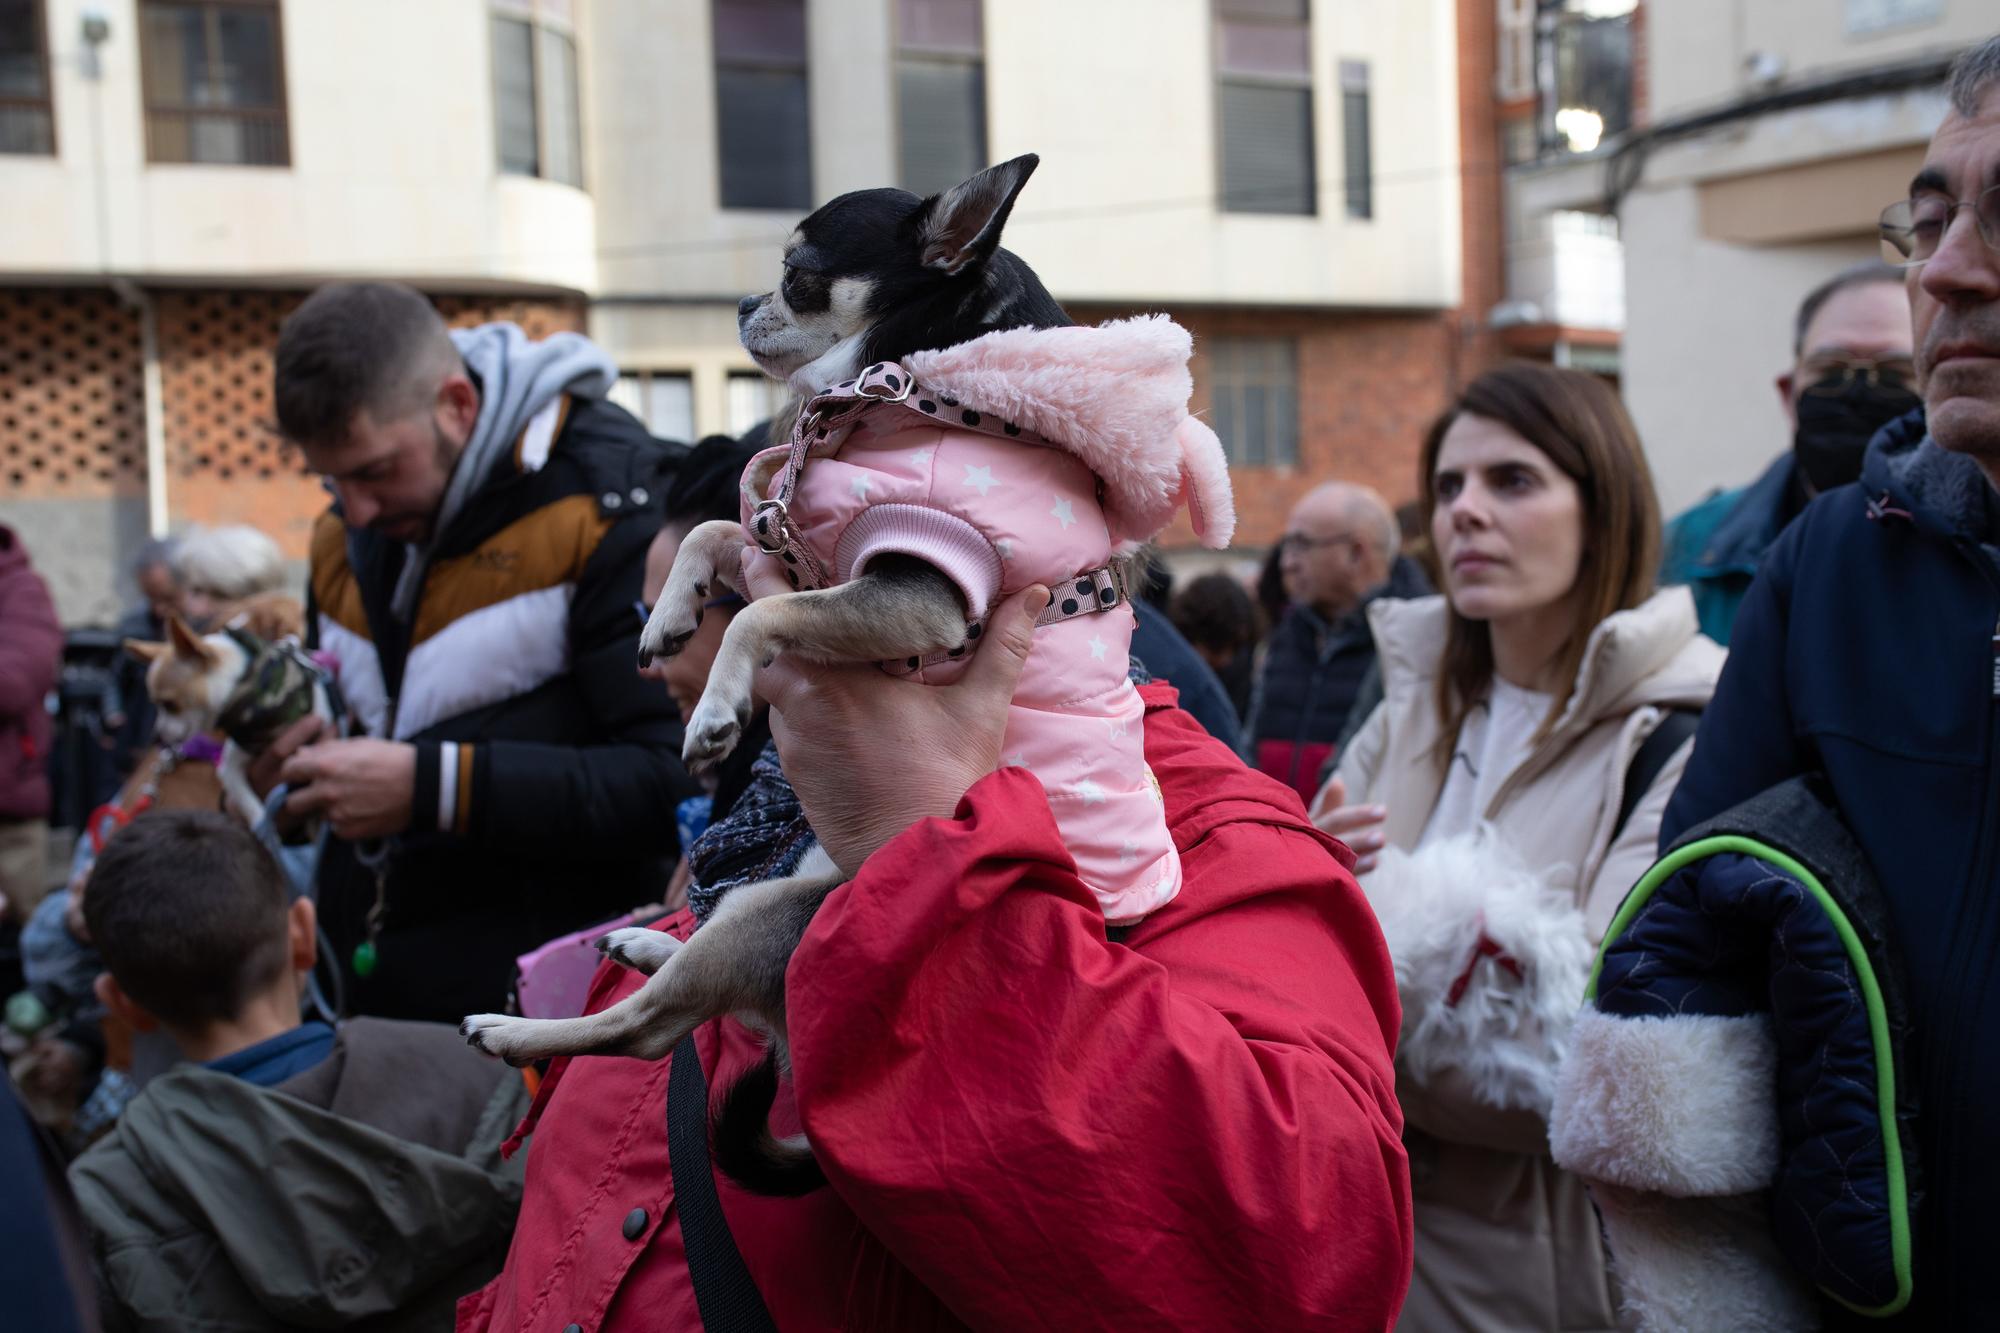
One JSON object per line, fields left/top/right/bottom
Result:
{"left": 1333, "top": 588, "right": 1722, "bottom": 1333}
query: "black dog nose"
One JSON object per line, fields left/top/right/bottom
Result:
{"left": 738, "top": 293, "right": 763, "bottom": 320}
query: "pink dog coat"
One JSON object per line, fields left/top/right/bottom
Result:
{"left": 740, "top": 317, "right": 1236, "bottom": 923}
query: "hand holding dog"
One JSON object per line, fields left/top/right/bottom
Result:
{"left": 758, "top": 582, "right": 1050, "bottom": 877}
{"left": 280, "top": 737, "right": 416, "bottom": 841}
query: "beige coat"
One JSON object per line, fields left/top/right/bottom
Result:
{"left": 1334, "top": 589, "right": 1723, "bottom": 1333}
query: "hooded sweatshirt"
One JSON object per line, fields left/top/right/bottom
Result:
{"left": 388, "top": 325, "right": 617, "bottom": 622}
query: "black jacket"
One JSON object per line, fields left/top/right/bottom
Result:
{"left": 308, "top": 394, "right": 695, "bottom": 1020}
{"left": 1246, "top": 555, "right": 1431, "bottom": 797}
{"left": 1663, "top": 410, "right": 1997, "bottom": 1325}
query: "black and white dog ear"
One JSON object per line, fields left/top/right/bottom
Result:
{"left": 919, "top": 153, "right": 1039, "bottom": 276}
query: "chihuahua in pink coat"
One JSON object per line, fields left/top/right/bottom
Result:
{"left": 462, "top": 156, "right": 1234, "bottom": 1193}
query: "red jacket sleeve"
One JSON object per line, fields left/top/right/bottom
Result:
{"left": 787, "top": 691, "right": 1413, "bottom": 1330}
{"left": 0, "top": 555, "right": 60, "bottom": 720}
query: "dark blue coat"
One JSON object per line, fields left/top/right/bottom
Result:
{"left": 1663, "top": 410, "right": 2000, "bottom": 1326}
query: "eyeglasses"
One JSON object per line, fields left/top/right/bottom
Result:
{"left": 633, "top": 594, "right": 745, "bottom": 629}
{"left": 1878, "top": 183, "right": 2000, "bottom": 266}
{"left": 1796, "top": 353, "right": 1918, "bottom": 395}
{"left": 1275, "top": 532, "right": 1359, "bottom": 557}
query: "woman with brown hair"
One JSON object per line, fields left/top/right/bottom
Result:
{"left": 1313, "top": 363, "right": 1723, "bottom": 1330}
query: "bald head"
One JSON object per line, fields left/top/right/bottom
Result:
{"left": 1279, "top": 482, "right": 1398, "bottom": 620}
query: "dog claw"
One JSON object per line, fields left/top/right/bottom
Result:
{"left": 682, "top": 705, "right": 744, "bottom": 774}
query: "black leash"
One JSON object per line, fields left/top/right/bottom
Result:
{"left": 668, "top": 1031, "right": 779, "bottom": 1332}
{"left": 1613, "top": 707, "right": 1704, "bottom": 843}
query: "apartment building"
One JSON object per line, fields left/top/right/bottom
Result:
{"left": 1, "top": 0, "right": 1488, "bottom": 620}
{"left": 1506, "top": 0, "right": 1985, "bottom": 513}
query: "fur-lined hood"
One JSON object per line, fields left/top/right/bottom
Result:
{"left": 903, "top": 316, "right": 1237, "bottom": 550}
{"left": 1861, "top": 406, "right": 1997, "bottom": 544}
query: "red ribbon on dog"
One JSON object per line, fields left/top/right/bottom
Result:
{"left": 1444, "top": 930, "right": 1524, "bottom": 1009}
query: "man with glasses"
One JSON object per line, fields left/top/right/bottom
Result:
{"left": 1661, "top": 261, "right": 1918, "bottom": 643}
{"left": 1246, "top": 481, "right": 1426, "bottom": 804}
{"left": 1663, "top": 34, "right": 2000, "bottom": 1324}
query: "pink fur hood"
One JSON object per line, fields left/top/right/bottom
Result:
{"left": 902, "top": 315, "right": 1237, "bottom": 550}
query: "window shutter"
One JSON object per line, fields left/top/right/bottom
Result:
{"left": 1219, "top": 83, "right": 1314, "bottom": 215}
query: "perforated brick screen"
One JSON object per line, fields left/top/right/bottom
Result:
{"left": 0, "top": 289, "right": 147, "bottom": 499}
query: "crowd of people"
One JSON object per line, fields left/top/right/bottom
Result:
{"left": 0, "top": 34, "right": 1995, "bottom": 1332}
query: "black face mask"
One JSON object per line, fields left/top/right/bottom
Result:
{"left": 1793, "top": 375, "right": 1922, "bottom": 495}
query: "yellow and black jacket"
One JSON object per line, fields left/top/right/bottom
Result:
{"left": 308, "top": 393, "right": 693, "bottom": 1020}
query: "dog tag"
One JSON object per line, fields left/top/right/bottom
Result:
{"left": 352, "top": 940, "right": 378, "bottom": 978}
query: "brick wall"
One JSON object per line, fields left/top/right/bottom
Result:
{"left": 1071, "top": 304, "right": 1457, "bottom": 552}
{"left": 0, "top": 284, "right": 586, "bottom": 621}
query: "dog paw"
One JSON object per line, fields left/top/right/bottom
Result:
{"left": 683, "top": 697, "right": 746, "bottom": 773}
{"left": 637, "top": 596, "right": 709, "bottom": 667}
{"left": 597, "top": 927, "right": 681, "bottom": 975}
{"left": 459, "top": 1013, "right": 533, "bottom": 1067}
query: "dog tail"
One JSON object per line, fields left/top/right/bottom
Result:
{"left": 713, "top": 1049, "right": 827, "bottom": 1197}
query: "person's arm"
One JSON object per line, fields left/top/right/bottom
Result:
{"left": 412, "top": 514, "right": 697, "bottom": 857}
{"left": 0, "top": 564, "right": 61, "bottom": 721}
{"left": 767, "top": 596, "right": 1412, "bottom": 1329}
{"left": 1661, "top": 519, "right": 1806, "bottom": 847}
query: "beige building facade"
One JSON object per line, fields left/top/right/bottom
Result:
{"left": 2, "top": 0, "right": 1484, "bottom": 620}
{"left": 1610, "top": 0, "right": 1987, "bottom": 513}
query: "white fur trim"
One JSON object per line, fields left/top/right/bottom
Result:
{"left": 1591, "top": 1183, "right": 1820, "bottom": 1332}
{"left": 1362, "top": 826, "right": 1593, "bottom": 1115}
{"left": 902, "top": 316, "right": 1236, "bottom": 549}
{"left": 1552, "top": 1008, "right": 1780, "bottom": 1197}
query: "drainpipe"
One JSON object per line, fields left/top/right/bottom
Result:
{"left": 109, "top": 280, "right": 170, "bottom": 538}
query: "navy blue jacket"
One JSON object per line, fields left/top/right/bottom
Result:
{"left": 1663, "top": 410, "right": 2000, "bottom": 1326}
{"left": 1129, "top": 599, "right": 1241, "bottom": 751}
{"left": 1658, "top": 451, "right": 1802, "bottom": 645}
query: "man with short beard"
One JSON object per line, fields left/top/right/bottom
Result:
{"left": 257, "top": 282, "right": 695, "bottom": 1021}
{"left": 1664, "top": 35, "right": 2000, "bottom": 1325}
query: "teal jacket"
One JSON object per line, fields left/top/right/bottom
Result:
{"left": 1658, "top": 453, "right": 1799, "bottom": 645}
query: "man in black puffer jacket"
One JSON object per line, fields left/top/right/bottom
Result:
{"left": 1663, "top": 42, "right": 2000, "bottom": 1326}
{"left": 258, "top": 282, "right": 696, "bottom": 1021}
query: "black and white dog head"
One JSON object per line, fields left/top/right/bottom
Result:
{"left": 738, "top": 153, "right": 1071, "bottom": 393}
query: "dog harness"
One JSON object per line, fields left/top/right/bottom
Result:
{"left": 214, "top": 626, "right": 341, "bottom": 752}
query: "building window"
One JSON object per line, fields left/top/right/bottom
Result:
{"left": 1543, "top": 0, "right": 1634, "bottom": 155}
{"left": 0, "top": 0, "right": 54, "bottom": 155}
{"left": 138, "top": 0, "right": 289, "bottom": 166}
{"left": 491, "top": 0, "right": 583, "bottom": 188}
{"left": 1496, "top": 0, "right": 1535, "bottom": 103}
{"left": 1340, "top": 60, "right": 1372, "bottom": 221}
{"left": 1214, "top": 0, "right": 1314, "bottom": 216}
{"left": 1208, "top": 337, "right": 1299, "bottom": 468}
{"left": 610, "top": 371, "right": 697, "bottom": 444}
{"left": 896, "top": 0, "right": 984, "bottom": 197}
{"left": 727, "top": 371, "right": 787, "bottom": 437}
{"left": 713, "top": 0, "right": 811, "bottom": 211}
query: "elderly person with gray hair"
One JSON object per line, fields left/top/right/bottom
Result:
{"left": 1245, "top": 480, "right": 1430, "bottom": 803}
{"left": 173, "top": 524, "right": 289, "bottom": 631}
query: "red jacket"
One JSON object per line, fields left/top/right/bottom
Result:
{"left": 0, "top": 526, "right": 60, "bottom": 823}
{"left": 459, "top": 686, "right": 1412, "bottom": 1331}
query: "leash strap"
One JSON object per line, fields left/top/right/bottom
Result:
{"left": 746, "top": 359, "right": 1132, "bottom": 669}
{"left": 668, "top": 1030, "right": 779, "bottom": 1333}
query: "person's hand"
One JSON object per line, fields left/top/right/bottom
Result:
{"left": 757, "top": 584, "right": 1050, "bottom": 876}
{"left": 1309, "top": 775, "right": 1388, "bottom": 874}
{"left": 280, "top": 737, "right": 416, "bottom": 841}
{"left": 248, "top": 714, "right": 328, "bottom": 800}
